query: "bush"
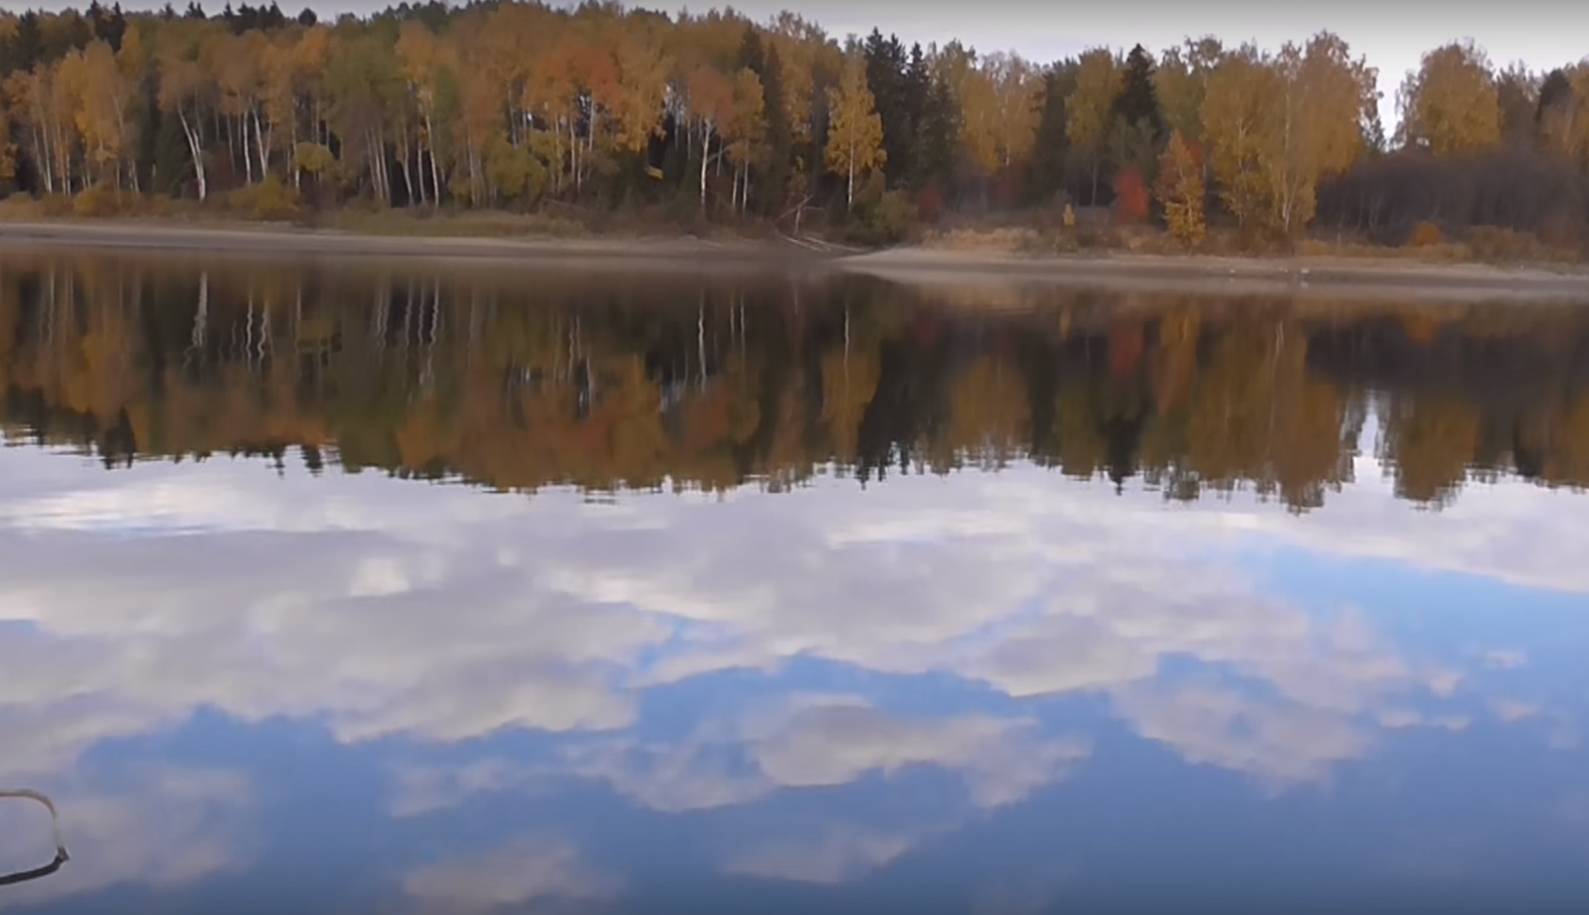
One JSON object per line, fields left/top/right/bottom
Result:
{"left": 229, "top": 175, "right": 301, "bottom": 221}
{"left": 1466, "top": 226, "right": 1536, "bottom": 262}
{"left": 72, "top": 184, "right": 121, "bottom": 217}
{"left": 0, "top": 191, "right": 46, "bottom": 219}
{"left": 1408, "top": 220, "right": 1444, "bottom": 247}
{"left": 1111, "top": 167, "right": 1151, "bottom": 225}
{"left": 840, "top": 173, "right": 913, "bottom": 247}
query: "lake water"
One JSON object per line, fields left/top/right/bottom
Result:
{"left": 0, "top": 250, "right": 1587, "bottom": 915}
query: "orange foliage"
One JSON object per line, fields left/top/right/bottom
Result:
{"left": 1112, "top": 167, "right": 1150, "bottom": 224}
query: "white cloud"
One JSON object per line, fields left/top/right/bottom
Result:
{"left": 723, "top": 824, "right": 922, "bottom": 885}
{"left": 744, "top": 697, "right": 1090, "bottom": 809}
{"left": 0, "top": 423, "right": 1577, "bottom": 819}
{"left": 0, "top": 768, "right": 252, "bottom": 911}
{"left": 403, "top": 836, "right": 619, "bottom": 912}
{"left": 392, "top": 696, "right": 1090, "bottom": 818}
{"left": 1489, "top": 699, "right": 1541, "bottom": 723}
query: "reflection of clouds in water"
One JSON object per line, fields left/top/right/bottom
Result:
{"left": 0, "top": 445, "right": 1572, "bottom": 787}
{"left": 0, "top": 768, "right": 250, "bottom": 911}
{"left": 403, "top": 836, "right": 619, "bottom": 913}
{"left": 745, "top": 697, "right": 1090, "bottom": 809}
{"left": 723, "top": 824, "right": 922, "bottom": 885}
{"left": 390, "top": 696, "right": 1090, "bottom": 819}
{"left": 0, "top": 443, "right": 1582, "bottom": 901}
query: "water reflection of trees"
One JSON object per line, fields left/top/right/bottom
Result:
{"left": 2, "top": 253, "right": 1588, "bottom": 511}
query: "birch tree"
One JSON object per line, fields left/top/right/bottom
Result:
{"left": 824, "top": 53, "right": 884, "bottom": 209}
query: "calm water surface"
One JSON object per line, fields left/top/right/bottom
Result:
{"left": 0, "top": 251, "right": 1587, "bottom": 914}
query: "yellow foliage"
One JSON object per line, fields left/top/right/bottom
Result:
{"left": 1155, "top": 131, "right": 1206, "bottom": 247}
{"left": 825, "top": 55, "right": 886, "bottom": 208}
{"left": 1409, "top": 221, "right": 1444, "bottom": 247}
{"left": 1398, "top": 41, "right": 1501, "bottom": 157}
{"left": 229, "top": 175, "right": 301, "bottom": 221}
{"left": 72, "top": 184, "right": 121, "bottom": 217}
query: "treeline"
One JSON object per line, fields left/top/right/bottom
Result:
{"left": 3, "top": 254, "right": 1589, "bottom": 509}
{"left": 1, "top": 4, "right": 1587, "bottom": 245}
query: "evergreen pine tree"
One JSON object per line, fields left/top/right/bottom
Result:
{"left": 916, "top": 73, "right": 961, "bottom": 197}
{"left": 902, "top": 43, "right": 931, "bottom": 189}
{"left": 740, "top": 27, "right": 792, "bottom": 212}
{"left": 1028, "top": 62, "right": 1077, "bottom": 205}
{"left": 863, "top": 29, "right": 911, "bottom": 186}
{"left": 1112, "top": 44, "right": 1164, "bottom": 140}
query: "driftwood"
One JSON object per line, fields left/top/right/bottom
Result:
{"left": 0, "top": 789, "right": 69, "bottom": 888}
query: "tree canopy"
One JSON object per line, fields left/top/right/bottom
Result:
{"left": 0, "top": 4, "right": 1586, "bottom": 245}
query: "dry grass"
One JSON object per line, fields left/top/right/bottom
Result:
{"left": 315, "top": 208, "right": 591, "bottom": 240}
{"left": 921, "top": 217, "right": 1586, "bottom": 268}
{"left": 2, "top": 190, "right": 223, "bottom": 224}
{"left": 4, "top": 188, "right": 1584, "bottom": 266}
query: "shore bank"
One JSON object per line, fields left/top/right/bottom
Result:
{"left": 4, "top": 220, "right": 1589, "bottom": 301}
{"left": 0, "top": 220, "right": 800, "bottom": 263}
{"left": 840, "top": 246, "right": 1589, "bottom": 303}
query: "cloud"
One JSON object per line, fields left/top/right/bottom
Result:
{"left": 744, "top": 697, "right": 1090, "bottom": 809}
{"left": 1489, "top": 699, "right": 1541, "bottom": 723}
{"left": 0, "top": 422, "right": 1574, "bottom": 810}
{"left": 0, "top": 768, "right": 252, "bottom": 911}
{"left": 403, "top": 836, "right": 619, "bottom": 912}
{"left": 723, "top": 824, "right": 922, "bottom": 885}
{"left": 393, "top": 696, "right": 1091, "bottom": 818}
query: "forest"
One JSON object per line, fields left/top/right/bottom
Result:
{"left": 1, "top": 2, "right": 1588, "bottom": 249}
{"left": 3, "top": 254, "right": 1589, "bottom": 511}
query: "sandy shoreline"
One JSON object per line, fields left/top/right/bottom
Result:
{"left": 0, "top": 220, "right": 798, "bottom": 263}
{"left": 3, "top": 220, "right": 1589, "bottom": 301}
{"left": 842, "top": 247, "right": 1589, "bottom": 303}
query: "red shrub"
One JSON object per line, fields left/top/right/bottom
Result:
{"left": 1112, "top": 167, "right": 1150, "bottom": 224}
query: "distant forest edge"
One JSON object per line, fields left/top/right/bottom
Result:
{"left": 1, "top": 2, "right": 1589, "bottom": 254}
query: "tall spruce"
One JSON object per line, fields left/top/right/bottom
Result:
{"left": 1029, "top": 60, "right": 1078, "bottom": 204}
{"left": 863, "top": 28, "right": 912, "bottom": 186}
{"left": 741, "top": 27, "right": 792, "bottom": 212}
{"left": 902, "top": 42, "right": 931, "bottom": 188}
{"left": 916, "top": 72, "right": 961, "bottom": 196}
{"left": 1112, "top": 44, "right": 1165, "bottom": 140}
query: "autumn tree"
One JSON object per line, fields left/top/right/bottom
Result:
{"left": 1397, "top": 40, "right": 1501, "bottom": 157}
{"left": 1201, "top": 44, "right": 1272, "bottom": 231}
{"left": 987, "top": 52, "right": 1040, "bottom": 177}
{"left": 724, "top": 67, "right": 767, "bottom": 213}
{"left": 825, "top": 52, "right": 885, "bottom": 209}
{"left": 155, "top": 18, "right": 215, "bottom": 200}
{"left": 1155, "top": 130, "right": 1204, "bottom": 245}
{"left": 1261, "top": 33, "right": 1377, "bottom": 236}
{"left": 1155, "top": 37, "right": 1221, "bottom": 145}
{"left": 1067, "top": 48, "right": 1119, "bottom": 205}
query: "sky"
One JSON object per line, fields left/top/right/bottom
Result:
{"left": 25, "top": 2, "right": 1589, "bottom": 131}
